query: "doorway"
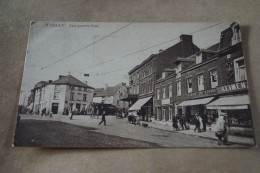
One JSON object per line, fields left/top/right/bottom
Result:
{"left": 52, "top": 103, "right": 59, "bottom": 114}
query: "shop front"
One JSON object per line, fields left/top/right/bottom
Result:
{"left": 206, "top": 94, "right": 253, "bottom": 136}
{"left": 128, "top": 96, "right": 153, "bottom": 121}
{"left": 177, "top": 97, "right": 215, "bottom": 122}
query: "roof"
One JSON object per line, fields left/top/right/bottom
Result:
{"left": 34, "top": 81, "right": 49, "bottom": 89}
{"left": 173, "top": 57, "right": 196, "bottom": 64}
{"left": 52, "top": 75, "right": 94, "bottom": 89}
{"left": 94, "top": 84, "right": 122, "bottom": 97}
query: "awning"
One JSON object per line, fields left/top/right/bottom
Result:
{"left": 206, "top": 95, "right": 250, "bottom": 110}
{"left": 178, "top": 97, "right": 214, "bottom": 107}
{"left": 128, "top": 96, "right": 152, "bottom": 111}
{"left": 93, "top": 97, "right": 103, "bottom": 103}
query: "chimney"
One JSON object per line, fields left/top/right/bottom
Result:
{"left": 159, "top": 49, "right": 164, "bottom": 52}
{"left": 59, "top": 75, "right": 65, "bottom": 79}
{"left": 48, "top": 80, "right": 52, "bottom": 83}
{"left": 180, "top": 34, "right": 192, "bottom": 42}
{"left": 122, "top": 82, "right": 126, "bottom": 86}
{"left": 85, "top": 81, "right": 88, "bottom": 85}
{"left": 105, "top": 84, "right": 109, "bottom": 89}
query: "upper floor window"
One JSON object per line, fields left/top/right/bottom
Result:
{"left": 54, "top": 85, "right": 60, "bottom": 90}
{"left": 156, "top": 88, "right": 160, "bottom": 100}
{"left": 210, "top": 69, "right": 218, "bottom": 88}
{"left": 197, "top": 74, "right": 204, "bottom": 91}
{"left": 186, "top": 78, "right": 192, "bottom": 93}
{"left": 78, "top": 87, "right": 82, "bottom": 91}
{"left": 232, "top": 24, "right": 241, "bottom": 45}
{"left": 84, "top": 88, "right": 88, "bottom": 92}
{"left": 196, "top": 53, "right": 202, "bottom": 64}
{"left": 169, "top": 84, "right": 172, "bottom": 98}
{"left": 77, "top": 93, "right": 82, "bottom": 101}
{"left": 83, "top": 94, "right": 87, "bottom": 101}
{"left": 177, "top": 81, "right": 181, "bottom": 96}
{"left": 162, "top": 87, "right": 166, "bottom": 99}
{"left": 176, "top": 64, "right": 182, "bottom": 74}
{"left": 234, "top": 57, "right": 247, "bottom": 82}
{"left": 70, "top": 93, "right": 74, "bottom": 101}
{"left": 54, "top": 92, "right": 59, "bottom": 99}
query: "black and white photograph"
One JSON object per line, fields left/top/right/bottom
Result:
{"left": 13, "top": 21, "right": 255, "bottom": 148}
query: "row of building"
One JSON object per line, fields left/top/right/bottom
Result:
{"left": 27, "top": 75, "right": 129, "bottom": 115}
{"left": 124, "top": 22, "right": 252, "bottom": 129}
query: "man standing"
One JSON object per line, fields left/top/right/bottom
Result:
{"left": 214, "top": 113, "right": 228, "bottom": 145}
{"left": 99, "top": 106, "right": 106, "bottom": 126}
{"left": 193, "top": 113, "right": 201, "bottom": 132}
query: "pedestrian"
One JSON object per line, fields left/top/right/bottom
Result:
{"left": 172, "top": 116, "right": 178, "bottom": 131}
{"left": 99, "top": 110, "right": 106, "bottom": 126}
{"left": 193, "top": 113, "right": 201, "bottom": 132}
{"left": 180, "top": 114, "right": 187, "bottom": 130}
{"left": 50, "top": 111, "right": 53, "bottom": 118}
{"left": 214, "top": 113, "right": 228, "bottom": 145}
{"left": 70, "top": 108, "right": 76, "bottom": 120}
{"left": 202, "top": 113, "right": 208, "bottom": 131}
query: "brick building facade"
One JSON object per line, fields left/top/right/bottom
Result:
{"left": 128, "top": 35, "right": 199, "bottom": 121}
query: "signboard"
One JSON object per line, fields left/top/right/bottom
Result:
{"left": 162, "top": 98, "right": 170, "bottom": 105}
{"left": 217, "top": 81, "right": 247, "bottom": 94}
{"left": 187, "top": 88, "right": 217, "bottom": 97}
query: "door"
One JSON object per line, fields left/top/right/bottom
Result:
{"left": 52, "top": 103, "right": 59, "bottom": 114}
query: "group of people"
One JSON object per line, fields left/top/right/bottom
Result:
{"left": 172, "top": 114, "right": 190, "bottom": 131}
{"left": 172, "top": 112, "right": 228, "bottom": 145}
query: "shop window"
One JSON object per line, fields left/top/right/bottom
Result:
{"left": 169, "top": 84, "right": 172, "bottom": 98}
{"left": 210, "top": 69, "right": 218, "bottom": 88}
{"left": 197, "top": 74, "right": 204, "bottom": 91}
{"left": 54, "top": 92, "right": 59, "bottom": 99}
{"left": 234, "top": 57, "right": 247, "bottom": 82}
{"left": 162, "top": 108, "right": 166, "bottom": 120}
{"left": 169, "top": 107, "right": 172, "bottom": 120}
{"left": 177, "top": 81, "right": 181, "bottom": 96}
{"left": 156, "top": 88, "right": 160, "bottom": 100}
{"left": 186, "top": 78, "right": 192, "bottom": 93}
{"left": 157, "top": 107, "right": 160, "bottom": 120}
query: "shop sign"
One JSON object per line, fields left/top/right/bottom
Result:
{"left": 162, "top": 98, "right": 170, "bottom": 105}
{"left": 218, "top": 81, "right": 247, "bottom": 93}
{"left": 187, "top": 88, "right": 217, "bottom": 97}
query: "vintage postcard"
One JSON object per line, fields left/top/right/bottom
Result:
{"left": 13, "top": 22, "right": 255, "bottom": 148}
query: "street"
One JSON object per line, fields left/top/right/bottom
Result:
{"left": 13, "top": 114, "right": 244, "bottom": 148}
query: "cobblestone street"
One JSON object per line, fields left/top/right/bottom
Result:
{"left": 14, "top": 114, "right": 246, "bottom": 148}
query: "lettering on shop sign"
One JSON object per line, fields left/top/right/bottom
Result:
{"left": 162, "top": 98, "right": 170, "bottom": 105}
{"left": 187, "top": 89, "right": 217, "bottom": 97}
{"left": 218, "top": 81, "right": 247, "bottom": 93}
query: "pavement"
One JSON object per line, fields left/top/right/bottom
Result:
{"left": 142, "top": 120, "right": 255, "bottom": 146}
{"left": 18, "top": 114, "right": 255, "bottom": 147}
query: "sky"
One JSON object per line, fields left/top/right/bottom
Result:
{"left": 19, "top": 21, "right": 233, "bottom": 105}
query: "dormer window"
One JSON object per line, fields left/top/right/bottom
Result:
{"left": 196, "top": 53, "right": 202, "bottom": 64}
{"left": 232, "top": 24, "right": 241, "bottom": 45}
{"left": 162, "top": 72, "right": 166, "bottom": 79}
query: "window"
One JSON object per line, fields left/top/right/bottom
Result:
{"left": 136, "top": 84, "right": 139, "bottom": 94}
{"left": 84, "top": 88, "right": 88, "bottom": 92}
{"left": 197, "top": 74, "right": 204, "bottom": 91}
{"left": 177, "top": 81, "right": 181, "bottom": 96}
{"left": 169, "top": 84, "right": 172, "bottom": 98}
{"left": 83, "top": 94, "right": 87, "bottom": 101}
{"left": 157, "top": 107, "right": 160, "bottom": 120}
{"left": 156, "top": 88, "right": 160, "bottom": 100}
{"left": 54, "top": 85, "right": 60, "bottom": 90}
{"left": 77, "top": 93, "right": 82, "bottom": 101}
{"left": 196, "top": 53, "right": 202, "bottom": 64}
{"left": 162, "top": 87, "right": 166, "bottom": 99}
{"left": 169, "top": 106, "right": 172, "bottom": 120}
{"left": 70, "top": 86, "right": 75, "bottom": 90}
{"left": 70, "top": 93, "right": 74, "bottom": 101}
{"left": 186, "top": 78, "right": 192, "bottom": 93}
{"left": 78, "top": 87, "right": 82, "bottom": 91}
{"left": 162, "top": 108, "right": 165, "bottom": 120}
{"left": 54, "top": 92, "right": 59, "bottom": 99}
{"left": 162, "top": 72, "right": 166, "bottom": 79}
{"left": 234, "top": 57, "right": 247, "bottom": 82}
{"left": 210, "top": 69, "right": 218, "bottom": 88}
{"left": 176, "top": 64, "right": 182, "bottom": 73}
{"left": 232, "top": 25, "right": 241, "bottom": 45}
